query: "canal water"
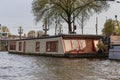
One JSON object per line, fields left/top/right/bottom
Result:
{"left": 0, "top": 52, "right": 120, "bottom": 80}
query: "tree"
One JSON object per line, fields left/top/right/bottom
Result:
{"left": 1, "top": 26, "right": 11, "bottom": 36}
{"left": 77, "top": 10, "right": 88, "bottom": 34}
{"left": 32, "top": 0, "right": 109, "bottom": 34}
{"left": 102, "top": 19, "right": 120, "bottom": 36}
{"left": 114, "top": 18, "right": 120, "bottom": 35}
{"left": 36, "top": 30, "right": 44, "bottom": 37}
{"left": 27, "top": 30, "right": 36, "bottom": 38}
{"left": 2, "top": 26, "right": 10, "bottom": 32}
{"left": 102, "top": 19, "right": 114, "bottom": 36}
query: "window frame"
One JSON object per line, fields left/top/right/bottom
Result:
{"left": 36, "top": 42, "right": 40, "bottom": 52}
{"left": 46, "top": 41, "right": 58, "bottom": 52}
{"left": 19, "top": 42, "right": 22, "bottom": 51}
{"left": 9, "top": 41, "right": 16, "bottom": 50}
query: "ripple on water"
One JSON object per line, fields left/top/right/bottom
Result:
{"left": 0, "top": 52, "right": 120, "bottom": 80}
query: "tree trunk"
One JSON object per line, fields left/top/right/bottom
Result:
{"left": 81, "top": 12, "right": 84, "bottom": 35}
{"left": 82, "top": 27, "right": 83, "bottom": 34}
{"left": 68, "top": 22, "right": 72, "bottom": 34}
{"left": 68, "top": 16, "right": 72, "bottom": 34}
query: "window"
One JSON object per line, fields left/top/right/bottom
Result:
{"left": 64, "top": 40, "right": 71, "bottom": 52}
{"left": 94, "top": 40, "right": 99, "bottom": 51}
{"left": 46, "top": 41, "right": 58, "bottom": 52}
{"left": 9, "top": 42, "right": 16, "bottom": 50}
{"left": 19, "top": 42, "right": 22, "bottom": 51}
{"left": 2, "top": 33, "right": 7, "bottom": 36}
{"left": 79, "top": 40, "right": 86, "bottom": 51}
{"left": 72, "top": 40, "right": 79, "bottom": 50}
{"left": 36, "top": 42, "right": 40, "bottom": 52}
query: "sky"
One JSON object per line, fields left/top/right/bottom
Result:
{"left": 0, "top": 0, "right": 120, "bottom": 36}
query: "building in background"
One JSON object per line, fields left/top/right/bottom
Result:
{"left": 0, "top": 25, "right": 9, "bottom": 51}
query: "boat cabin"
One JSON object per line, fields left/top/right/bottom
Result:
{"left": 8, "top": 34, "right": 103, "bottom": 56}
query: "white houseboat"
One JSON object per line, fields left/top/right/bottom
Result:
{"left": 8, "top": 34, "right": 107, "bottom": 58}
{"left": 109, "top": 36, "right": 120, "bottom": 60}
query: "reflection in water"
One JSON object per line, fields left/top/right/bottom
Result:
{"left": 0, "top": 52, "right": 120, "bottom": 80}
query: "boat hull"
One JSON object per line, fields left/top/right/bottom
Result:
{"left": 9, "top": 51, "right": 108, "bottom": 58}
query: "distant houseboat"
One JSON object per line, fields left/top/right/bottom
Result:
{"left": 109, "top": 36, "right": 120, "bottom": 60}
{"left": 8, "top": 34, "right": 107, "bottom": 58}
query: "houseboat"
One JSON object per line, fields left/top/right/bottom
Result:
{"left": 109, "top": 36, "right": 120, "bottom": 60}
{"left": 8, "top": 34, "right": 107, "bottom": 58}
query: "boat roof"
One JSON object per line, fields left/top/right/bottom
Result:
{"left": 9, "top": 34, "right": 103, "bottom": 41}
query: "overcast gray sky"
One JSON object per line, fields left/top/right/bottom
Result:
{"left": 0, "top": 0, "right": 120, "bottom": 35}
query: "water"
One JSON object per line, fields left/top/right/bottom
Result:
{"left": 0, "top": 52, "right": 120, "bottom": 80}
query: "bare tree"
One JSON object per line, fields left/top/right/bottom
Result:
{"left": 32, "top": 0, "right": 109, "bottom": 34}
